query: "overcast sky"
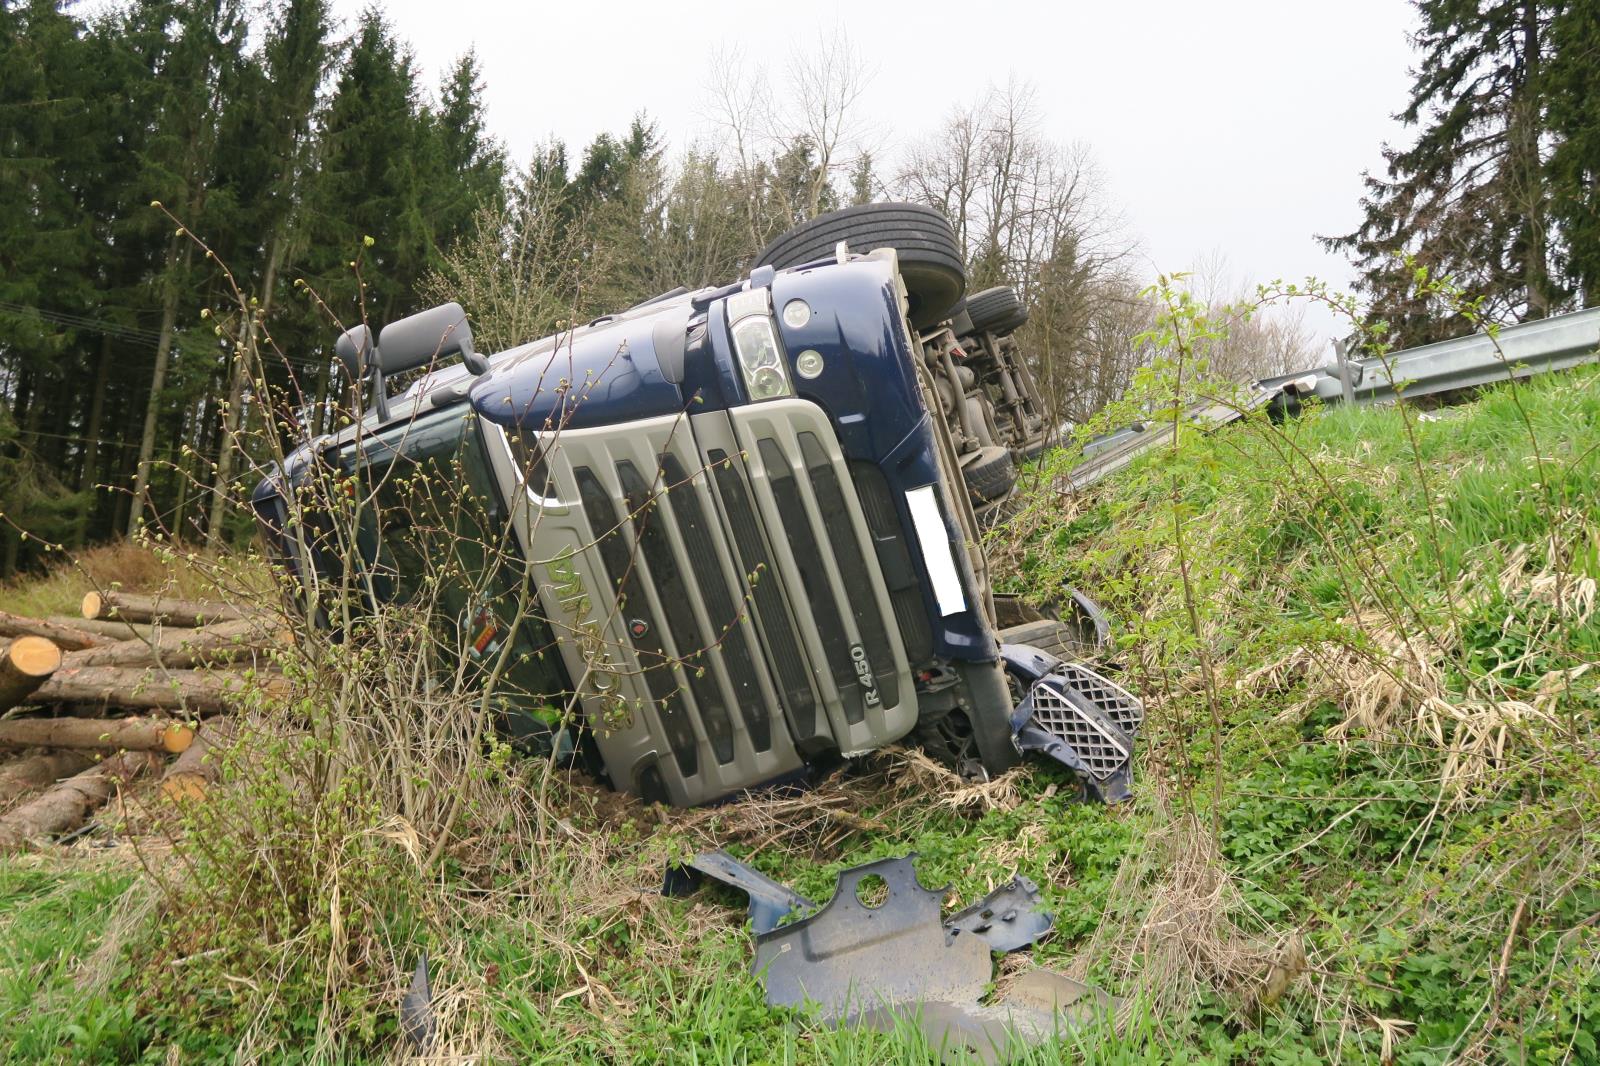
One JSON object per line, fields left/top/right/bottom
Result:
{"left": 334, "top": 0, "right": 1419, "bottom": 353}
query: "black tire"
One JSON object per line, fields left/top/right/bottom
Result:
{"left": 997, "top": 618, "right": 1089, "bottom": 662}
{"left": 960, "top": 445, "right": 1016, "bottom": 503}
{"left": 756, "top": 203, "right": 966, "bottom": 330}
{"left": 965, "top": 286, "right": 1029, "bottom": 336}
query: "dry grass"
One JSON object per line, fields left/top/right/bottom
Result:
{"left": 1072, "top": 796, "right": 1296, "bottom": 1026}
{"left": 1234, "top": 600, "right": 1570, "bottom": 795}
{"left": 872, "top": 746, "right": 1031, "bottom": 815}
{"left": 0, "top": 540, "right": 270, "bottom": 619}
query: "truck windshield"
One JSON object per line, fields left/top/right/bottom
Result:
{"left": 337, "top": 407, "right": 570, "bottom": 746}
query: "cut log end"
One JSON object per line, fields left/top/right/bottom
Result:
{"left": 8, "top": 636, "right": 61, "bottom": 679}
{"left": 81, "top": 591, "right": 104, "bottom": 621}
{"left": 162, "top": 723, "right": 195, "bottom": 754}
{"left": 160, "top": 773, "right": 207, "bottom": 804}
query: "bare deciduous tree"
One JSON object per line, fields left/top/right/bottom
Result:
{"left": 899, "top": 80, "right": 1136, "bottom": 426}
{"left": 705, "top": 32, "right": 878, "bottom": 252}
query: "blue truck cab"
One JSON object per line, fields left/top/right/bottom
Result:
{"left": 255, "top": 208, "right": 1139, "bottom": 806}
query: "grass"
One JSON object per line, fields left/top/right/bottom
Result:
{"left": 0, "top": 541, "right": 269, "bottom": 620}
{"left": 2, "top": 367, "right": 1599, "bottom": 1063}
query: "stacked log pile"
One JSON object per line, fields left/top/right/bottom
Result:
{"left": 0, "top": 590, "right": 285, "bottom": 853}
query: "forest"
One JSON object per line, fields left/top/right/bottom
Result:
{"left": 1, "top": 0, "right": 1597, "bottom": 578}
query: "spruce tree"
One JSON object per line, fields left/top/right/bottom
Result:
{"left": 1547, "top": 3, "right": 1600, "bottom": 305}
{"left": 203, "top": 0, "right": 333, "bottom": 542}
{"left": 429, "top": 51, "right": 507, "bottom": 254}
{"left": 1325, "top": 1, "right": 1566, "bottom": 347}
{"left": 122, "top": 0, "right": 249, "bottom": 536}
{"left": 301, "top": 10, "right": 433, "bottom": 329}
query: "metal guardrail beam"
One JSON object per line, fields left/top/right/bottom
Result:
{"left": 1061, "top": 388, "right": 1277, "bottom": 492}
{"left": 1289, "top": 304, "right": 1600, "bottom": 405}
{"left": 1061, "top": 306, "right": 1600, "bottom": 493}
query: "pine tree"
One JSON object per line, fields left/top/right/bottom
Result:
{"left": 203, "top": 0, "right": 333, "bottom": 543}
{"left": 122, "top": 0, "right": 249, "bottom": 536}
{"left": 1325, "top": 1, "right": 1567, "bottom": 347}
{"left": 302, "top": 11, "right": 434, "bottom": 329}
{"left": 428, "top": 51, "right": 507, "bottom": 254}
{"left": 1547, "top": 3, "right": 1600, "bottom": 305}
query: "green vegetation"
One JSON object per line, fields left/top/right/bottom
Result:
{"left": 3, "top": 357, "right": 1597, "bottom": 1062}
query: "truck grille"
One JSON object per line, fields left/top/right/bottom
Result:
{"left": 1027, "top": 676, "right": 1132, "bottom": 782}
{"left": 529, "top": 402, "right": 915, "bottom": 805}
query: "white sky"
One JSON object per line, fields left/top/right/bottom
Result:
{"left": 336, "top": 0, "right": 1419, "bottom": 353}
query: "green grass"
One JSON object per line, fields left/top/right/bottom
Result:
{"left": 0, "top": 858, "right": 142, "bottom": 1064}
{"left": 2, "top": 369, "right": 1599, "bottom": 1063}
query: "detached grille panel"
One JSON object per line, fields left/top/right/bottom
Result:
{"left": 1028, "top": 677, "right": 1132, "bottom": 783}
{"left": 1053, "top": 661, "right": 1144, "bottom": 738}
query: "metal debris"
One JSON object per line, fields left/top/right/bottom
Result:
{"left": 944, "top": 874, "right": 1052, "bottom": 953}
{"left": 663, "top": 849, "right": 816, "bottom": 934}
{"left": 400, "top": 953, "right": 435, "bottom": 1051}
{"left": 998, "top": 642, "right": 1143, "bottom": 804}
{"left": 753, "top": 856, "right": 992, "bottom": 1019}
{"left": 728, "top": 854, "right": 1112, "bottom": 1062}
{"left": 1012, "top": 672, "right": 1138, "bottom": 803}
{"left": 857, "top": 968, "right": 1115, "bottom": 1064}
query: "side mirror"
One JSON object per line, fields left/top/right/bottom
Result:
{"left": 376, "top": 302, "right": 488, "bottom": 377}
{"left": 334, "top": 323, "right": 390, "bottom": 421}
{"left": 335, "top": 324, "right": 377, "bottom": 383}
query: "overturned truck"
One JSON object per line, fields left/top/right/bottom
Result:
{"left": 253, "top": 203, "right": 1139, "bottom": 806}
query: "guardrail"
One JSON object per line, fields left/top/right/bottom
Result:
{"left": 1274, "top": 304, "right": 1600, "bottom": 405}
{"left": 1062, "top": 306, "right": 1600, "bottom": 492}
{"left": 1060, "top": 388, "right": 1278, "bottom": 492}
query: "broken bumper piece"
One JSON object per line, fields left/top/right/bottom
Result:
{"left": 662, "top": 849, "right": 817, "bottom": 935}
{"left": 739, "top": 854, "right": 1109, "bottom": 1062}
{"left": 1002, "top": 645, "right": 1143, "bottom": 803}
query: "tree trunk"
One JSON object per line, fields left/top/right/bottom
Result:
{"left": 128, "top": 236, "right": 192, "bottom": 537}
{"left": 0, "top": 751, "right": 95, "bottom": 803}
{"left": 160, "top": 718, "right": 236, "bottom": 802}
{"left": 63, "top": 618, "right": 279, "bottom": 670}
{"left": 1514, "top": 0, "right": 1552, "bottom": 320}
{"left": 0, "top": 612, "right": 103, "bottom": 651}
{"left": 0, "top": 716, "right": 193, "bottom": 754}
{"left": 0, "top": 637, "right": 63, "bottom": 712}
{"left": 28, "top": 667, "right": 277, "bottom": 715}
{"left": 49, "top": 616, "right": 168, "bottom": 642}
{"left": 82, "top": 590, "right": 247, "bottom": 627}
{"left": 3, "top": 384, "right": 47, "bottom": 576}
{"left": 171, "top": 405, "right": 197, "bottom": 542}
{"left": 208, "top": 236, "right": 283, "bottom": 547}
{"left": 0, "top": 751, "right": 162, "bottom": 852}
{"left": 77, "top": 334, "right": 114, "bottom": 546}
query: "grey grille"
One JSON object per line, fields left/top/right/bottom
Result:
{"left": 515, "top": 402, "right": 916, "bottom": 806}
{"left": 1053, "top": 662, "right": 1143, "bottom": 737}
{"left": 1027, "top": 677, "right": 1132, "bottom": 782}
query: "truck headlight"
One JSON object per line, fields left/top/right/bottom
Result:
{"left": 729, "top": 302, "right": 793, "bottom": 402}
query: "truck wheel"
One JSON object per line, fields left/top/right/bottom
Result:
{"left": 960, "top": 445, "right": 1016, "bottom": 503}
{"left": 964, "top": 286, "right": 1028, "bottom": 336}
{"left": 997, "top": 618, "right": 1088, "bottom": 662}
{"left": 756, "top": 203, "right": 966, "bottom": 330}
